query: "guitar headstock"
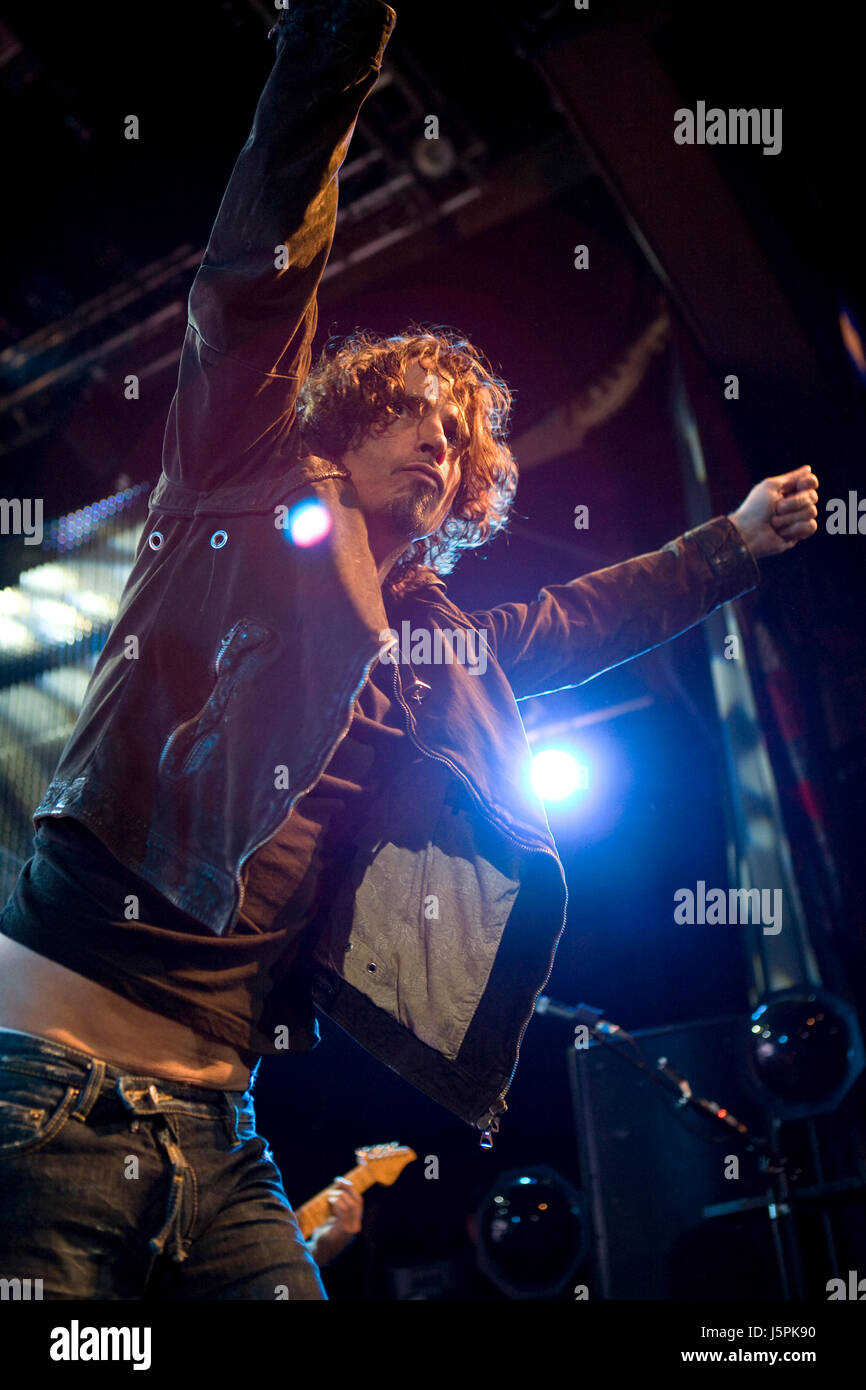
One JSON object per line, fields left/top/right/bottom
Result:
{"left": 355, "top": 1142, "right": 417, "bottom": 1186}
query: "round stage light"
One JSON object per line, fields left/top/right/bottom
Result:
{"left": 475, "top": 1166, "right": 588, "bottom": 1299}
{"left": 531, "top": 748, "right": 590, "bottom": 804}
{"left": 744, "top": 989, "right": 864, "bottom": 1118}
{"left": 411, "top": 133, "right": 457, "bottom": 179}
{"left": 286, "top": 500, "right": 332, "bottom": 547}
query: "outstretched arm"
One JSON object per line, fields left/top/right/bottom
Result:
{"left": 163, "top": 1, "right": 397, "bottom": 492}
{"left": 470, "top": 467, "right": 820, "bottom": 701}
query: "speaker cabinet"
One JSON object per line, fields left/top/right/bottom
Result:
{"left": 569, "top": 1014, "right": 788, "bottom": 1299}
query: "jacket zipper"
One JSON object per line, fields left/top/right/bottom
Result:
{"left": 389, "top": 659, "right": 568, "bottom": 1143}
{"left": 234, "top": 645, "right": 383, "bottom": 921}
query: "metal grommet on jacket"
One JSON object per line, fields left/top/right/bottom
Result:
{"left": 148, "top": 530, "right": 164, "bottom": 550}
{"left": 210, "top": 529, "right": 228, "bottom": 549}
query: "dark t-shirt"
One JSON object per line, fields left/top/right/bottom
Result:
{"left": 0, "top": 655, "right": 408, "bottom": 1065}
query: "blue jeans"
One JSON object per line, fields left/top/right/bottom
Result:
{"left": 0, "top": 1029, "right": 326, "bottom": 1299}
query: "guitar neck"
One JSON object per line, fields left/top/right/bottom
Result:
{"left": 295, "top": 1164, "right": 378, "bottom": 1240}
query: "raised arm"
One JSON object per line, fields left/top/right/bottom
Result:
{"left": 162, "top": 0, "right": 397, "bottom": 492}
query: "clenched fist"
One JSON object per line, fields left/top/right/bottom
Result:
{"left": 728, "top": 465, "right": 820, "bottom": 560}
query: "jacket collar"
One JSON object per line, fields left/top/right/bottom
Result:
{"left": 149, "top": 455, "right": 350, "bottom": 518}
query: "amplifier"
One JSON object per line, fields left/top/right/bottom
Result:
{"left": 568, "top": 1014, "right": 788, "bottom": 1299}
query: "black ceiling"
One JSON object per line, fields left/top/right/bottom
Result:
{"left": 1, "top": 0, "right": 864, "bottom": 490}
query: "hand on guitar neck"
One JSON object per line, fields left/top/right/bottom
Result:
{"left": 307, "top": 1176, "right": 363, "bottom": 1269}
{"left": 298, "top": 1143, "right": 417, "bottom": 1269}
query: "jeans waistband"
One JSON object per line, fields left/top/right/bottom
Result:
{"left": 0, "top": 1028, "right": 253, "bottom": 1121}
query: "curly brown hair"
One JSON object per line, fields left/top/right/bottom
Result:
{"left": 297, "top": 324, "right": 518, "bottom": 598}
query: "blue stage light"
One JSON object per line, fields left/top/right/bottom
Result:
{"left": 531, "top": 748, "right": 590, "bottom": 804}
{"left": 285, "top": 500, "right": 332, "bottom": 547}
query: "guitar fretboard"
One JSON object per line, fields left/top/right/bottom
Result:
{"left": 295, "top": 1163, "right": 378, "bottom": 1239}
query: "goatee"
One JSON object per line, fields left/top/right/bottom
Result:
{"left": 386, "top": 481, "right": 435, "bottom": 540}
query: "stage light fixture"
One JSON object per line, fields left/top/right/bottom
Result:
{"left": 744, "top": 988, "right": 865, "bottom": 1118}
{"left": 531, "top": 747, "right": 590, "bottom": 804}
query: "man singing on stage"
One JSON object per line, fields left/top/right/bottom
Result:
{"left": 0, "top": 0, "right": 818, "bottom": 1299}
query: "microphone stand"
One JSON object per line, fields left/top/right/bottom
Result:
{"left": 536, "top": 996, "right": 807, "bottom": 1298}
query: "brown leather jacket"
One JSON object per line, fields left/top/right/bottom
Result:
{"left": 32, "top": 0, "right": 760, "bottom": 1130}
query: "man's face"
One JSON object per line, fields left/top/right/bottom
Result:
{"left": 340, "top": 359, "right": 465, "bottom": 563}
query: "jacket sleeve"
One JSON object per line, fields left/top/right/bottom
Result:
{"left": 161, "top": 0, "right": 397, "bottom": 492}
{"left": 469, "top": 516, "right": 761, "bottom": 701}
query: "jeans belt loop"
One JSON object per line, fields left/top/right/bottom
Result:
{"left": 69, "top": 1057, "right": 107, "bottom": 1123}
